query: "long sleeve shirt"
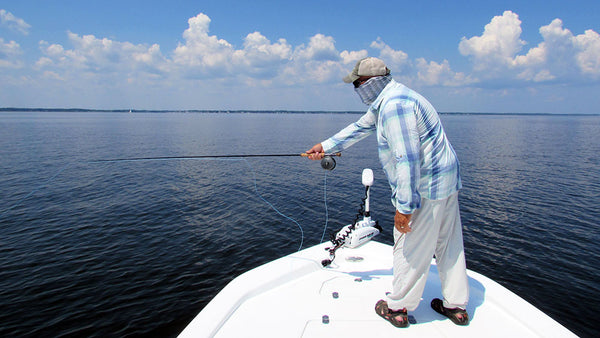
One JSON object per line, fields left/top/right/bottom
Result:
{"left": 321, "top": 80, "right": 461, "bottom": 214}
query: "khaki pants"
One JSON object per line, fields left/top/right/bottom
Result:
{"left": 386, "top": 192, "right": 469, "bottom": 311}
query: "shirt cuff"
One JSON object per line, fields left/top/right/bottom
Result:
{"left": 321, "top": 138, "right": 336, "bottom": 153}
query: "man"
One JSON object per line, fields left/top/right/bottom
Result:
{"left": 306, "top": 57, "right": 469, "bottom": 328}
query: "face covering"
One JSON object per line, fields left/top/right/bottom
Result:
{"left": 355, "top": 75, "right": 392, "bottom": 105}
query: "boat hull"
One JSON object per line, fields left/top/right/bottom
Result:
{"left": 179, "top": 241, "right": 575, "bottom": 337}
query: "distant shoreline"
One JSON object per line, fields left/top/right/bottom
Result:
{"left": 1, "top": 108, "right": 598, "bottom": 116}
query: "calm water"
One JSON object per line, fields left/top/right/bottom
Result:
{"left": 0, "top": 112, "right": 598, "bottom": 337}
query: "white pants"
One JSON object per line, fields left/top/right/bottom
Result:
{"left": 385, "top": 192, "right": 469, "bottom": 311}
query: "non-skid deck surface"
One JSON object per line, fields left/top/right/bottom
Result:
{"left": 179, "top": 241, "right": 575, "bottom": 337}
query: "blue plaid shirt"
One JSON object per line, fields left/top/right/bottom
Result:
{"left": 321, "top": 80, "right": 461, "bottom": 214}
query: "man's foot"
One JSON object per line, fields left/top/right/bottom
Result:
{"left": 374, "top": 299, "right": 409, "bottom": 328}
{"left": 431, "top": 298, "right": 469, "bottom": 325}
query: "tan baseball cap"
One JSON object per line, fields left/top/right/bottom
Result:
{"left": 343, "top": 57, "right": 390, "bottom": 83}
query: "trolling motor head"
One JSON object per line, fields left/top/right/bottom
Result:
{"left": 362, "top": 168, "right": 373, "bottom": 187}
{"left": 322, "top": 168, "right": 381, "bottom": 267}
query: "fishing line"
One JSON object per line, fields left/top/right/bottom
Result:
{"left": 243, "top": 158, "right": 305, "bottom": 251}
{"left": 92, "top": 157, "right": 305, "bottom": 252}
{"left": 320, "top": 170, "right": 329, "bottom": 243}
{"left": 0, "top": 162, "right": 73, "bottom": 219}
{"left": 1, "top": 153, "right": 338, "bottom": 252}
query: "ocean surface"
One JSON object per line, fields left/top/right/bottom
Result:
{"left": 0, "top": 111, "right": 598, "bottom": 337}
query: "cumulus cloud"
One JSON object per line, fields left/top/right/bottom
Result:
{"left": 340, "top": 49, "right": 368, "bottom": 65}
{"left": 10, "top": 10, "right": 600, "bottom": 111}
{"left": 369, "top": 38, "right": 473, "bottom": 87}
{"left": 0, "top": 37, "right": 23, "bottom": 68}
{"left": 36, "top": 32, "right": 168, "bottom": 80}
{"left": 294, "top": 34, "right": 339, "bottom": 62}
{"left": 574, "top": 29, "right": 600, "bottom": 77}
{"left": 371, "top": 38, "right": 410, "bottom": 71}
{"left": 459, "top": 11, "right": 525, "bottom": 74}
{"left": 234, "top": 33, "right": 291, "bottom": 65}
{"left": 280, "top": 34, "right": 344, "bottom": 83}
{"left": 31, "top": 12, "right": 350, "bottom": 88}
{"left": 460, "top": 11, "right": 600, "bottom": 83}
{"left": 516, "top": 19, "right": 600, "bottom": 81}
{"left": 0, "top": 9, "right": 31, "bottom": 35}
{"left": 173, "top": 13, "right": 296, "bottom": 80}
{"left": 415, "top": 58, "right": 475, "bottom": 87}
{"left": 172, "top": 13, "right": 233, "bottom": 73}
{"left": 29, "top": 12, "right": 480, "bottom": 89}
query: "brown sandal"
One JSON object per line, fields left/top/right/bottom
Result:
{"left": 375, "top": 299, "right": 409, "bottom": 328}
{"left": 431, "top": 298, "right": 469, "bottom": 325}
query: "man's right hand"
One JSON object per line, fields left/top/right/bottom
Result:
{"left": 306, "top": 143, "right": 324, "bottom": 160}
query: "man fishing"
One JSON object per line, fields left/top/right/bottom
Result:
{"left": 306, "top": 57, "right": 469, "bottom": 328}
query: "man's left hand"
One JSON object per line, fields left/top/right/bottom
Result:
{"left": 395, "top": 210, "right": 412, "bottom": 233}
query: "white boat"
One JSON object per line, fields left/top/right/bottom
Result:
{"left": 179, "top": 169, "right": 576, "bottom": 337}
{"left": 179, "top": 240, "right": 575, "bottom": 337}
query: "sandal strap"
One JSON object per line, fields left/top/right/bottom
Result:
{"left": 388, "top": 308, "right": 407, "bottom": 315}
{"left": 431, "top": 298, "right": 469, "bottom": 325}
{"left": 375, "top": 300, "right": 409, "bottom": 328}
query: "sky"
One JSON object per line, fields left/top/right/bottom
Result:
{"left": 1, "top": 0, "right": 599, "bottom": 113}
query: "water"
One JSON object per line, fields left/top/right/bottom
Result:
{"left": 1, "top": 111, "right": 598, "bottom": 337}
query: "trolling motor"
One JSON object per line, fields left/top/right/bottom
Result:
{"left": 321, "top": 168, "right": 382, "bottom": 267}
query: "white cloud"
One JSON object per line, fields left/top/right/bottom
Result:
{"left": 36, "top": 32, "right": 169, "bottom": 80}
{"left": 0, "top": 9, "right": 31, "bottom": 35}
{"left": 5, "top": 10, "right": 599, "bottom": 112}
{"left": 172, "top": 13, "right": 233, "bottom": 74}
{"left": 415, "top": 58, "right": 475, "bottom": 87}
{"left": 25, "top": 12, "right": 482, "bottom": 95}
{"left": 574, "top": 29, "right": 600, "bottom": 77}
{"left": 461, "top": 11, "right": 600, "bottom": 83}
{"left": 0, "top": 37, "right": 23, "bottom": 68}
{"left": 173, "top": 13, "right": 296, "bottom": 80}
{"left": 534, "top": 19, "right": 600, "bottom": 79}
{"left": 369, "top": 38, "right": 473, "bottom": 87}
{"left": 231, "top": 32, "right": 292, "bottom": 78}
{"left": 459, "top": 11, "right": 525, "bottom": 73}
{"left": 293, "top": 34, "right": 339, "bottom": 62}
{"left": 282, "top": 34, "right": 344, "bottom": 84}
{"left": 340, "top": 49, "right": 368, "bottom": 65}
{"left": 371, "top": 38, "right": 409, "bottom": 72}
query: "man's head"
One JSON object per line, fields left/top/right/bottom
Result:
{"left": 343, "top": 57, "right": 390, "bottom": 87}
{"left": 343, "top": 57, "right": 392, "bottom": 105}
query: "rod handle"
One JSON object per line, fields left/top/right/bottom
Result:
{"left": 300, "top": 152, "right": 341, "bottom": 157}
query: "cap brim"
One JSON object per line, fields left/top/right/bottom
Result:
{"left": 343, "top": 73, "right": 359, "bottom": 83}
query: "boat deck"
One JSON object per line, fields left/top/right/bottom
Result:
{"left": 179, "top": 241, "right": 575, "bottom": 337}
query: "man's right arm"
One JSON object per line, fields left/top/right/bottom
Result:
{"left": 306, "top": 143, "right": 324, "bottom": 160}
{"left": 320, "top": 110, "right": 377, "bottom": 154}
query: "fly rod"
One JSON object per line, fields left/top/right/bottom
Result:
{"left": 91, "top": 152, "right": 341, "bottom": 170}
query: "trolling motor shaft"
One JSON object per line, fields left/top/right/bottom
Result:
{"left": 322, "top": 169, "right": 382, "bottom": 267}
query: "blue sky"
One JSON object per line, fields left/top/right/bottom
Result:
{"left": 1, "top": 0, "right": 599, "bottom": 113}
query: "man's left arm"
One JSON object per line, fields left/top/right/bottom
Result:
{"left": 381, "top": 101, "right": 422, "bottom": 227}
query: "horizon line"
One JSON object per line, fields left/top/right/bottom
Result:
{"left": 1, "top": 107, "right": 598, "bottom": 116}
